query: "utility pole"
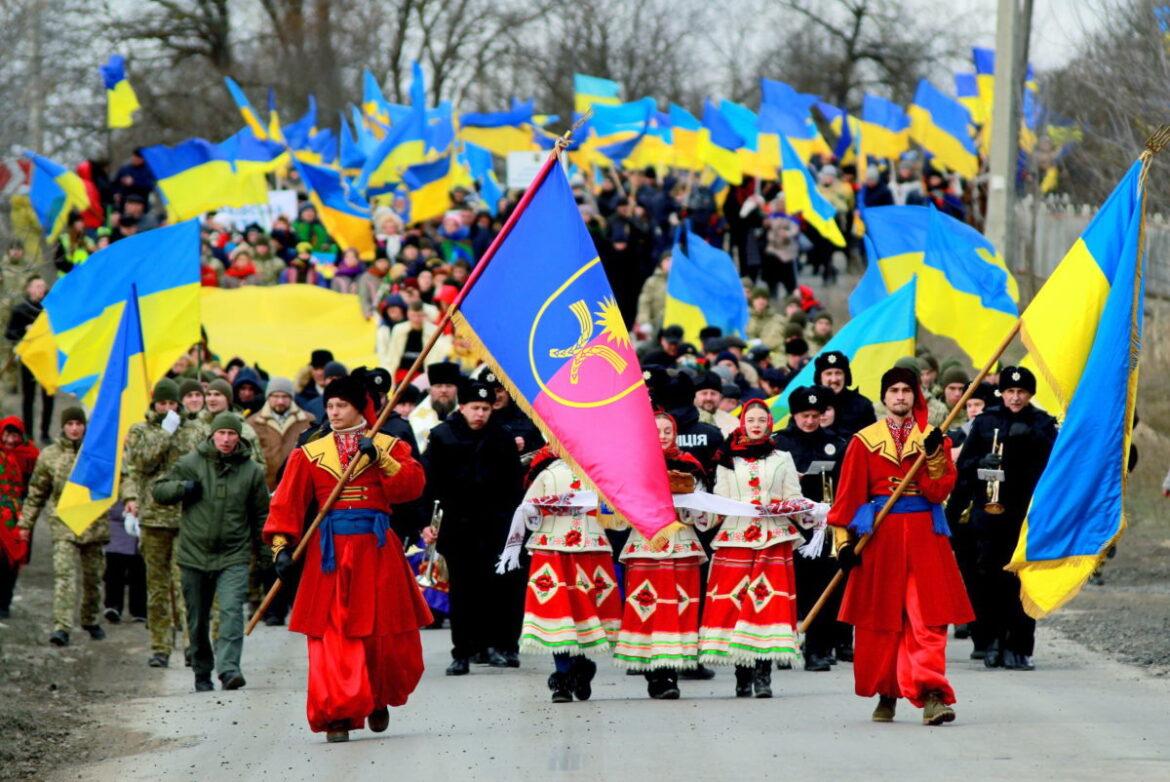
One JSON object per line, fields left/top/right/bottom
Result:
{"left": 984, "top": 0, "right": 1033, "bottom": 263}
{"left": 28, "top": 0, "right": 46, "bottom": 153}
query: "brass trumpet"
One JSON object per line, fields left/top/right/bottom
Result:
{"left": 984, "top": 429, "right": 1005, "bottom": 515}
{"left": 416, "top": 500, "right": 446, "bottom": 588}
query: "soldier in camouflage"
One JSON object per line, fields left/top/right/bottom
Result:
{"left": 16, "top": 407, "right": 109, "bottom": 647}
{"left": 122, "top": 378, "right": 187, "bottom": 667}
{"left": 175, "top": 377, "right": 210, "bottom": 456}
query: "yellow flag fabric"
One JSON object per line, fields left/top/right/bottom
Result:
{"left": 200, "top": 287, "right": 378, "bottom": 379}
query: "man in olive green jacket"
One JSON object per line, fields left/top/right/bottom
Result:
{"left": 153, "top": 412, "right": 269, "bottom": 692}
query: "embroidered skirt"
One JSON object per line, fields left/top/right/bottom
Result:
{"left": 698, "top": 542, "right": 800, "bottom": 666}
{"left": 613, "top": 556, "right": 704, "bottom": 670}
{"left": 519, "top": 550, "right": 621, "bottom": 656}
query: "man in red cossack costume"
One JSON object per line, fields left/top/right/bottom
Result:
{"left": 827, "top": 366, "right": 974, "bottom": 726}
{"left": 264, "top": 372, "right": 432, "bottom": 743}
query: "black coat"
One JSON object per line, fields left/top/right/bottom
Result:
{"left": 5, "top": 296, "right": 42, "bottom": 343}
{"left": 491, "top": 401, "right": 544, "bottom": 454}
{"left": 670, "top": 405, "right": 724, "bottom": 483}
{"left": 831, "top": 388, "right": 877, "bottom": 438}
{"left": 772, "top": 423, "right": 848, "bottom": 503}
{"left": 425, "top": 412, "right": 524, "bottom": 558}
{"left": 955, "top": 404, "right": 1058, "bottom": 534}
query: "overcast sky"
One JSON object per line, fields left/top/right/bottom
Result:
{"left": 965, "top": 0, "right": 1104, "bottom": 70}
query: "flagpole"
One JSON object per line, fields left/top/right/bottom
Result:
{"left": 246, "top": 124, "right": 583, "bottom": 636}
{"left": 797, "top": 319, "right": 1021, "bottom": 634}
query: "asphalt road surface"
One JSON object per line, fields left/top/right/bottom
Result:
{"left": 56, "top": 623, "right": 1170, "bottom": 782}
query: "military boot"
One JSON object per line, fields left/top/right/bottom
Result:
{"left": 752, "top": 660, "right": 773, "bottom": 698}
{"left": 922, "top": 692, "right": 956, "bottom": 726}
{"left": 872, "top": 696, "right": 897, "bottom": 722}
{"left": 734, "top": 665, "right": 754, "bottom": 697}
{"left": 82, "top": 624, "right": 105, "bottom": 640}
{"left": 49, "top": 630, "right": 69, "bottom": 647}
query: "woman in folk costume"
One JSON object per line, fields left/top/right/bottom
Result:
{"left": 698, "top": 399, "right": 812, "bottom": 698}
{"left": 613, "top": 412, "right": 708, "bottom": 699}
{"left": 518, "top": 445, "right": 622, "bottom": 704}
{"left": 263, "top": 372, "right": 433, "bottom": 743}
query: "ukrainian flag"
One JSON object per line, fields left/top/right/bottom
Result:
{"left": 224, "top": 76, "right": 267, "bottom": 140}
{"left": 284, "top": 95, "right": 317, "bottom": 151}
{"left": 851, "top": 204, "right": 1017, "bottom": 317}
{"left": 779, "top": 135, "right": 845, "bottom": 247}
{"left": 954, "top": 73, "right": 986, "bottom": 127}
{"left": 860, "top": 95, "right": 910, "bottom": 161}
{"left": 759, "top": 79, "right": 831, "bottom": 163}
{"left": 718, "top": 100, "right": 776, "bottom": 180}
{"left": 55, "top": 286, "right": 153, "bottom": 534}
{"left": 99, "top": 54, "right": 139, "bottom": 129}
{"left": 1008, "top": 158, "right": 1148, "bottom": 618}
{"left": 908, "top": 79, "right": 979, "bottom": 179}
{"left": 462, "top": 143, "right": 503, "bottom": 216}
{"left": 21, "top": 220, "right": 201, "bottom": 408}
{"left": 362, "top": 68, "right": 391, "bottom": 127}
{"left": 459, "top": 100, "right": 539, "bottom": 156}
{"left": 339, "top": 115, "right": 367, "bottom": 172}
{"left": 573, "top": 73, "right": 622, "bottom": 115}
{"left": 402, "top": 152, "right": 463, "bottom": 225}
{"left": 668, "top": 103, "right": 707, "bottom": 171}
{"left": 141, "top": 138, "right": 267, "bottom": 221}
{"left": 24, "top": 152, "right": 91, "bottom": 242}
{"left": 701, "top": 100, "right": 744, "bottom": 185}
{"left": 763, "top": 280, "right": 917, "bottom": 429}
{"left": 295, "top": 158, "right": 374, "bottom": 260}
{"left": 662, "top": 229, "right": 748, "bottom": 345}
{"left": 356, "top": 62, "right": 427, "bottom": 194}
{"left": 917, "top": 204, "right": 1017, "bottom": 366}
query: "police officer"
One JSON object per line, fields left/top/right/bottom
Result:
{"left": 772, "top": 386, "right": 849, "bottom": 670}
{"left": 955, "top": 366, "right": 1057, "bottom": 671}
{"left": 662, "top": 372, "right": 724, "bottom": 480}
{"left": 813, "top": 351, "right": 876, "bottom": 438}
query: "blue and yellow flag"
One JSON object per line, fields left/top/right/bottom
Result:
{"left": 459, "top": 100, "right": 538, "bottom": 156}
{"left": 284, "top": 95, "right": 318, "bottom": 152}
{"left": 224, "top": 77, "right": 267, "bottom": 140}
{"left": 294, "top": 158, "right": 374, "bottom": 260}
{"left": 860, "top": 95, "right": 910, "bottom": 160}
{"left": 668, "top": 103, "right": 707, "bottom": 171}
{"left": 402, "top": 152, "right": 464, "bottom": 225}
{"left": 356, "top": 62, "right": 427, "bottom": 194}
{"left": 56, "top": 287, "right": 152, "bottom": 534}
{"left": 662, "top": 229, "right": 748, "bottom": 345}
{"left": 362, "top": 68, "right": 391, "bottom": 126}
{"left": 452, "top": 155, "right": 675, "bottom": 539}
{"left": 701, "top": 100, "right": 745, "bottom": 185}
{"left": 954, "top": 72, "right": 986, "bottom": 127}
{"left": 24, "top": 152, "right": 91, "bottom": 242}
{"left": 1008, "top": 158, "right": 1148, "bottom": 618}
{"left": 100, "top": 54, "right": 139, "bottom": 129}
{"left": 573, "top": 73, "right": 622, "bottom": 115}
{"left": 462, "top": 142, "right": 503, "bottom": 216}
{"left": 779, "top": 135, "right": 845, "bottom": 247}
{"left": 918, "top": 205, "right": 1017, "bottom": 366}
{"left": 908, "top": 80, "right": 979, "bottom": 179}
{"left": 141, "top": 138, "right": 267, "bottom": 221}
{"left": 764, "top": 280, "right": 917, "bottom": 429}
{"left": 22, "top": 220, "right": 201, "bottom": 407}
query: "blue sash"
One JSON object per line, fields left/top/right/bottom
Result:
{"left": 847, "top": 495, "right": 950, "bottom": 537}
{"left": 318, "top": 508, "right": 390, "bottom": 573}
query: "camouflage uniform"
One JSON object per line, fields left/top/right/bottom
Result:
{"left": 122, "top": 412, "right": 186, "bottom": 657}
{"left": 18, "top": 437, "right": 109, "bottom": 632}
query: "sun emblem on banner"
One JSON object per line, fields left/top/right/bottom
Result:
{"left": 595, "top": 297, "right": 631, "bottom": 350}
{"left": 547, "top": 299, "right": 629, "bottom": 384}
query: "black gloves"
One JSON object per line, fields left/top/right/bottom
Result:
{"left": 274, "top": 548, "right": 294, "bottom": 581}
{"left": 923, "top": 427, "right": 943, "bottom": 456}
{"left": 358, "top": 436, "right": 379, "bottom": 463}
{"left": 837, "top": 544, "right": 861, "bottom": 574}
{"left": 979, "top": 452, "right": 1003, "bottom": 470}
{"left": 183, "top": 480, "right": 202, "bottom": 502}
{"left": 1007, "top": 422, "right": 1030, "bottom": 439}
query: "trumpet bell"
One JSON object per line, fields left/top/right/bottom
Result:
{"left": 984, "top": 502, "right": 1005, "bottom": 515}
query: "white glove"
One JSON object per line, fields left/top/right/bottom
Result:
{"left": 123, "top": 513, "right": 140, "bottom": 538}
{"left": 160, "top": 410, "right": 181, "bottom": 435}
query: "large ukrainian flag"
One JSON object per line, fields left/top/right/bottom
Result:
{"left": 294, "top": 158, "right": 375, "bottom": 260}
{"left": 779, "top": 135, "right": 845, "bottom": 247}
{"left": 55, "top": 287, "right": 153, "bottom": 534}
{"left": 1008, "top": 158, "right": 1150, "bottom": 617}
{"left": 701, "top": 100, "right": 745, "bottom": 185}
{"left": 141, "top": 138, "right": 267, "bottom": 221}
{"left": 908, "top": 79, "right": 979, "bottom": 179}
{"left": 402, "top": 152, "right": 467, "bottom": 225}
{"left": 662, "top": 229, "right": 748, "bottom": 345}
{"left": 24, "top": 152, "right": 91, "bottom": 242}
{"left": 574, "top": 73, "right": 622, "bottom": 115}
{"left": 17, "top": 221, "right": 201, "bottom": 408}
{"left": 860, "top": 95, "right": 910, "bottom": 160}
{"left": 763, "top": 280, "right": 917, "bottom": 430}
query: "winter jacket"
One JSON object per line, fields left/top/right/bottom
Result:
{"left": 20, "top": 436, "right": 109, "bottom": 544}
{"left": 152, "top": 437, "right": 269, "bottom": 572}
{"left": 247, "top": 401, "right": 314, "bottom": 490}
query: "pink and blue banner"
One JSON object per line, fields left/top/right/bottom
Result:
{"left": 452, "top": 155, "right": 675, "bottom": 539}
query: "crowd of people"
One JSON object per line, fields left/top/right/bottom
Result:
{"left": 0, "top": 143, "right": 1068, "bottom": 743}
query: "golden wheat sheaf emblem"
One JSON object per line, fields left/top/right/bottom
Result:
{"left": 547, "top": 297, "right": 630, "bottom": 384}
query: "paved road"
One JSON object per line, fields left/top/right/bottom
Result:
{"left": 57, "top": 622, "right": 1170, "bottom": 782}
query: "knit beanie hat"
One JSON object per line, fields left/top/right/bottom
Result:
{"left": 178, "top": 378, "right": 204, "bottom": 399}
{"left": 152, "top": 378, "right": 180, "bottom": 404}
{"left": 60, "top": 406, "right": 87, "bottom": 426}
{"left": 209, "top": 411, "right": 243, "bottom": 435}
